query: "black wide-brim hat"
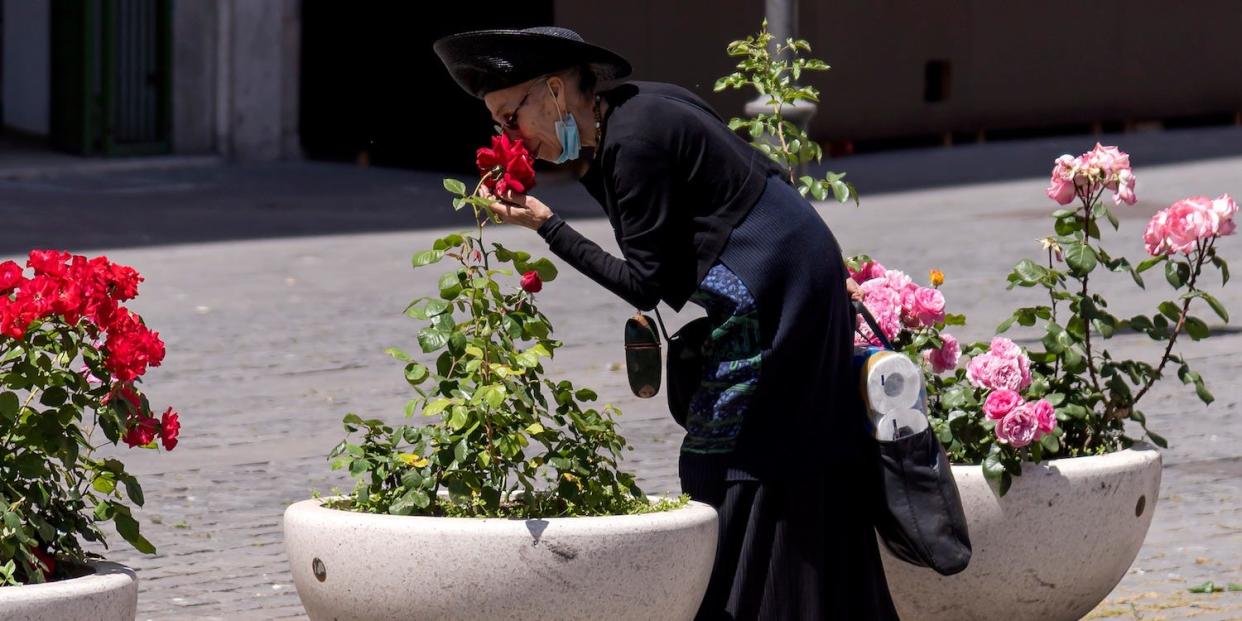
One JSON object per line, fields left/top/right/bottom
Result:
{"left": 434, "top": 27, "right": 631, "bottom": 98}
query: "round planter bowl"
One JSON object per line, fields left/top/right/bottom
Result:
{"left": 0, "top": 560, "right": 137, "bottom": 621}
{"left": 883, "top": 445, "right": 1162, "bottom": 621}
{"left": 284, "top": 497, "right": 718, "bottom": 621}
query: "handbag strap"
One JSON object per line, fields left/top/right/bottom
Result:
{"left": 853, "top": 300, "right": 894, "bottom": 350}
{"left": 652, "top": 307, "right": 673, "bottom": 343}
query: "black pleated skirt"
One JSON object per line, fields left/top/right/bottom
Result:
{"left": 680, "top": 174, "right": 900, "bottom": 620}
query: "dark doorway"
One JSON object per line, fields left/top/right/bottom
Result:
{"left": 300, "top": 2, "right": 555, "bottom": 173}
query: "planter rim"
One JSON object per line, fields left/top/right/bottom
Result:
{"left": 949, "top": 442, "right": 1159, "bottom": 472}
{"left": 0, "top": 560, "right": 135, "bottom": 599}
{"left": 286, "top": 495, "right": 715, "bottom": 531}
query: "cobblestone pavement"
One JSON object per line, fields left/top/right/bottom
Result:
{"left": 1, "top": 128, "right": 1239, "bottom": 619}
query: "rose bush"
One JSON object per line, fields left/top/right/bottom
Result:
{"left": 326, "top": 136, "right": 672, "bottom": 518}
{"left": 853, "top": 144, "right": 1233, "bottom": 493}
{"left": 0, "top": 252, "right": 178, "bottom": 585}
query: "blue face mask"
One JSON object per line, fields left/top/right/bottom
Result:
{"left": 548, "top": 82, "right": 580, "bottom": 164}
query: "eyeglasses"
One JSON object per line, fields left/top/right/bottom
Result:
{"left": 501, "top": 81, "right": 544, "bottom": 132}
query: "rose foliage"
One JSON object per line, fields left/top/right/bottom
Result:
{"left": 328, "top": 137, "right": 670, "bottom": 518}
{"left": 852, "top": 144, "right": 1233, "bottom": 494}
{"left": 1, "top": 252, "right": 177, "bottom": 585}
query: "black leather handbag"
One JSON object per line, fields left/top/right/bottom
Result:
{"left": 854, "top": 301, "right": 972, "bottom": 576}
{"left": 624, "top": 309, "right": 711, "bottom": 429}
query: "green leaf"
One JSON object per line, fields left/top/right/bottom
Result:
{"left": 442, "top": 178, "right": 467, "bottom": 196}
{"left": 121, "top": 476, "right": 145, "bottom": 506}
{"left": 1199, "top": 292, "right": 1229, "bottom": 323}
{"left": 422, "top": 398, "right": 451, "bottom": 417}
{"left": 1184, "top": 317, "right": 1210, "bottom": 340}
{"left": 0, "top": 392, "right": 17, "bottom": 420}
{"left": 1146, "top": 430, "right": 1169, "bottom": 448}
{"left": 1165, "top": 260, "right": 1190, "bottom": 289}
{"left": 412, "top": 250, "right": 445, "bottom": 268}
{"left": 1136, "top": 256, "right": 1164, "bottom": 273}
{"left": 92, "top": 476, "right": 116, "bottom": 494}
{"left": 417, "top": 328, "right": 450, "bottom": 353}
{"left": 114, "top": 512, "right": 156, "bottom": 554}
{"left": 525, "top": 258, "right": 559, "bottom": 282}
{"left": 404, "top": 363, "right": 428, "bottom": 385}
{"left": 1158, "top": 301, "right": 1181, "bottom": 321}
{"left": 1064, "top": 242, "right": 1098, "bottom": 275}
{"left": 1013, "top": 260, "right": 1050, "bottom": 285}
{"left": 1194, "top": 379, "right": 1214, "bottom": 405}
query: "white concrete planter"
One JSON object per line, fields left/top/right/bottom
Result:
{"left": 283, "top": 497, "right": 718, "bottom": 621}
{"left": 883, "top": 445, "right": 1162, "bottom": 621}
{"left": 0, "top": 560, "right": 138, "bottom": 621}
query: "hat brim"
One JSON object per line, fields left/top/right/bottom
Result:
{"left": 434, "top": 30, "right": 632, "bottom": 98}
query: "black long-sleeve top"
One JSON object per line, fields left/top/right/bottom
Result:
{"left": 536, "top": 81, "right": 784, "bottom": 311}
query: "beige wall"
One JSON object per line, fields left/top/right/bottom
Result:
{"left": 556, "top": 1, "right": 1242, "bottom": 143}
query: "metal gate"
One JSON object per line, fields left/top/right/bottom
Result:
{"left": 51, "top": 0, "right": 171, "bottom": 156}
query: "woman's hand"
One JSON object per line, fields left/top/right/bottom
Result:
{"left": 480, "top": 186, "right": 553, "bottom": 231}
{"left": 846, "top": 278, "right": 863, "bottom": 301}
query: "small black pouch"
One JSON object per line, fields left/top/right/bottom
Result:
{"left": 664, "top": 316, "right": 712, "bottom": 428}
{"left": 624, "top": 313, "right": 661, "bottom": 398}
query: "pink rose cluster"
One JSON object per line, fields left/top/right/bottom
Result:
{"left": 1046, "top": 143, "right": 1137, "bottom": 207}
{"left": 983, "top": 389, "right": 1057, "bottom": 448}
{"left": 966, "top": 337, "right": 1032, "bottom": 392}
{"left": 1143, "top": 194, "right": 1237, "bottom": 256}
{"left": 850, "top": 260, "right": 954, "bottom": 357}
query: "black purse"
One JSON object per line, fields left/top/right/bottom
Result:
{"left": 854, "top": 301, "right": 972, "bottom": 576}
{"left": 624, "top": 309, "right": 711, "bottom": 429}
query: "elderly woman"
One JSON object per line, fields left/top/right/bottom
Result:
{"left": 435, "top": 27, "right": 898, "bottom": 620}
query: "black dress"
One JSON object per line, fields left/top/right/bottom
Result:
{"left": 536, "top": 81, "right": 899, "bottom": 620}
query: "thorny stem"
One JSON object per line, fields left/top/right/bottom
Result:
{"left": 1132, "top": 237, "right": 1214, "bottom": 405}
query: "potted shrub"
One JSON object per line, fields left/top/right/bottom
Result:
{"left": 847, "top": 147, "right": 1234, "bottom": 620}
{"left": 282, "top": 137, "right": 717, "bottom": 621}
{"left": 0, "top": 251, "right": 180, "bottom": 620}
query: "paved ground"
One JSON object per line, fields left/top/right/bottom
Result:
{"left": 1, "top": 126, "right": 1240, "bottom": 619}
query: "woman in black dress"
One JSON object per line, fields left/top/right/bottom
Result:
{"left": 436, "top": 27, "right": 898, "bottom": 620}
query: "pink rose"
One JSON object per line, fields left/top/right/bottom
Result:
{"left": 924, "top": 333, "right": 960, "bottom": 373}
{"left": 995, "top": 407, "right": 1040, "bottom": 448}
{"left": 988, "top": 336, "right": 1022, "bottom": 359}
{"left": 1210, "top": 193, "right": 1238, "bottom": 236}
{"left": 1113, "top": 168, "right": 1137, "bottom": 206}
{"left": 1144, "top": 209, "right": 1171, "bottom": 256}
{"left": 857, "top": 279, "right": 903, "bottom": 345}
{"left": 849, "top": 260, "right": 887, "bottom": 284}
{"left": 1046, "top": 154, "right": 1079, "bottom": 205}
{"left": 966, "top": 341, "right": 1032, "bottom": 392}
{"left": 1025, "top": 399, "right": 1057, "bottom": 435}
{"left": 1086, "top": 143, "right": 1130, "bottom": 181}
{"left": 1163, "top": 197, "right": 1218, "bottom": 254}
{"left": 983, "top": 389, "right": 1023, "bottom": 421}
{"left": 911, "top": 287, "right": 946, "bottom": 327}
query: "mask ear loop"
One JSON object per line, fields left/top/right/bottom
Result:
{"left": 546, "top": 80, "right": 568, "bottom": 123}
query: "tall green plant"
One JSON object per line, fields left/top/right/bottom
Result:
{"left": 328, "top": 171, "right": 661, "bottom": 518}
{"left": 715, "top": 20, "right": 858, "bottom": 205}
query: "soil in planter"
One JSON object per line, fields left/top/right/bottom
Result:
{"left": 321, "top": 492, "right": 689, "bottom": 519}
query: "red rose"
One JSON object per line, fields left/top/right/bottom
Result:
{"left": 476, "top": 134, "right": 537, "bottom": 197}
{"left": 0, "top": 260, "right": 24, "bottom": 293}
{"left": 30, "top": 546, "right": 57, "bottom": 579}
{"left": 520, "top": 271, "right": 543, "bottom": 293}
{"left": 122, "top": 415, "right": 159, "bottom": 448}
{"left": 160, "top": 408, "right": 180, "bottom": 451}
{"left": 27, "top": 250, "right": 70, "bottom": 277}
{"left": 104, "top": 309, "right": 166, "bottom": 382}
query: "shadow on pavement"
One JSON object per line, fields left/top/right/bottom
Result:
{"left": 1, "top": 125, "right": 1239, "bottom": 255}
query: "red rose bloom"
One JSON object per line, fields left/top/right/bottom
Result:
{"left": 160, "top": 408, "right": 180, "bottom": 451}
{"left": 104, "top": 309, "right": 166, "bottom": 382}
{"left": 520, "top": 271, "right": 543, "bottom": 293}
{"left": 476, "top": 134, "right": 537, "bottom": 197}
{"left": 122, "top": 415, "right": 158, "bottom": 448}
{"left": 30, "top": 546, "right": 57, "bottom": 579}
{"left": 27, "top": 250, "right": 71, "bottom": 277}
{"left": 0, "top": 260, "right": 24, "bottom": 293}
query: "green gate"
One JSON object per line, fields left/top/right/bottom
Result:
{"left": 50, "top": 0, "right": 171, "bottom": 156}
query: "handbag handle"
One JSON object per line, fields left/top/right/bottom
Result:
{"left": 852, "top": 300, "right": 894, "bottom": 350}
